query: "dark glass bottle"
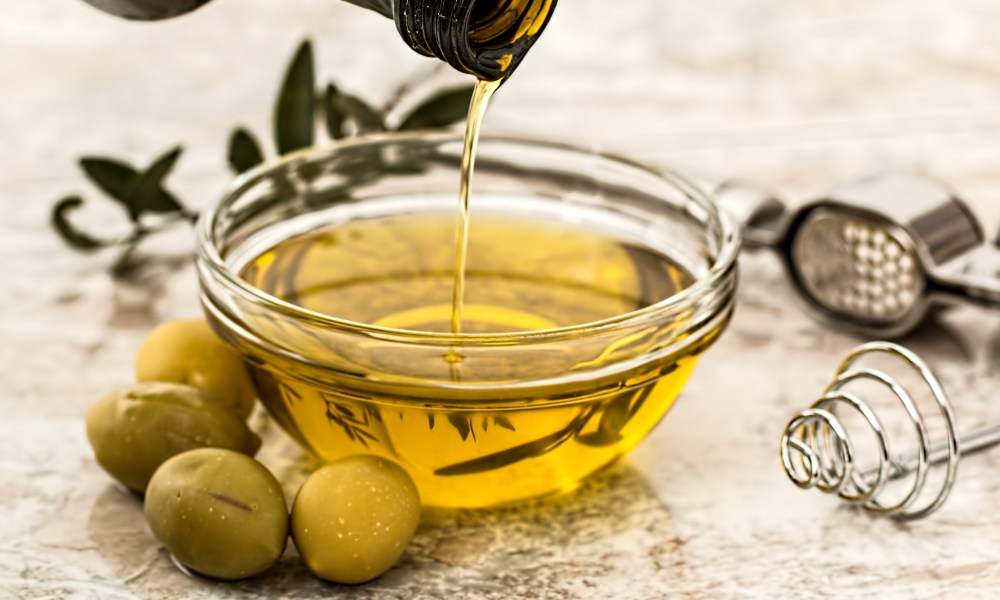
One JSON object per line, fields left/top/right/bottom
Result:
{"left": 80, "top": 0, "right": 557, "bottom": 81}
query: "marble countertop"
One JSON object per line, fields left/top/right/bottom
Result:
{"left": 4, "top": 1, "right": 1000, "bottom": 598}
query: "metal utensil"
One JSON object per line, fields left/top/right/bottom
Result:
{"left": 715, "top": 172, "right": 1000, "bottom": 338}
{"left": 780, "top": 341, "right": 1000, "bottom": 520}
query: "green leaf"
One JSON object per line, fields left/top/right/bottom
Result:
{"left": 397, "top": 86, "right": 475, "bottom": 131}
{"left": 79, "top": 150, "right": 184, "bottom": 218}
{"left": 321, "top": 82, "right": 386, "bottom": 136}
{"left": 320, "top": 394, "right": 380, "bottom": 447}
{"left": 79, "top": 157, "right": 141, "bottom": 217}
{"left": 274, "top": 39, "right": 316, "bottom": 155}
{"left": 494, "top": 416, "right": 516, "bottom": 431}
{"left": 447, "top": 414, "right": 474, "bottom": 442}
{"left": 337, "top": 93, "right": 386, "bottom": 133}
{"left": 435, "top": 408, "right": 598, "bottom": 477}
{"left": 435, "top": 433, "right": 562, "bottom": 476}
{"left": 228, "top": 128, "right": 265, "bottom": 174}
{"left": 323, "top": 84, "right": 346, "bottom": 140}
{"left": 131, "top": 146, "right": 184, "bottom": 214}
{"left": 50, "top": 196, "right": 108, "bottom": 252}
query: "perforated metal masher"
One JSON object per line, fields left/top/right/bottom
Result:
{"left": 715, "top": 172, "right": 1000, "bottom": 337}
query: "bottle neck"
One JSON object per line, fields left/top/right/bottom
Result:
{"left": 393, "top": 0, "right": 557, "bottom": 81}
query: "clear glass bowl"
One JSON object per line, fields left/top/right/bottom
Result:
{"left": 196, "top": 132, "right": 738, "bottom": 508}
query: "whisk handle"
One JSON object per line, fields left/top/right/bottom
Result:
{"left": 865, "top": 423, "right": 1000, "bottom": 482}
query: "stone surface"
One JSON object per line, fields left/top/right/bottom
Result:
{"left": 4, "top": 0, "right": 1000, "bottom": 598}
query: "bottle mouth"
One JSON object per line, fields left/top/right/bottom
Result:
{"left": 397, "top": 0, "right": 557, "bottom": 80}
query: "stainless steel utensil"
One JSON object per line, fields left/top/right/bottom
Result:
{"left": 715, "top": 172, "right": 1000, "bottom": 338}
{"left": 780, "top": 341, "right": 1000, "bottom": 520}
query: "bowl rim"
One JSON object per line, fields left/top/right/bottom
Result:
{"left": 196, "top": 130, "right": 740, "bottom": 347}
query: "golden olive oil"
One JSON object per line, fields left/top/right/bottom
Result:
{"left": 452, "top": 78, "right": 500, "bottom": 335}
{"left": 240, "top": 212, "right": 709, "bottom": 507}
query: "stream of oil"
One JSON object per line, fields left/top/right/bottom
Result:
{"left": 451, "top": 78, "right": 501, "bottom": 336}
{"left": 446, "top": 78, "right": 501, "bottom": 381}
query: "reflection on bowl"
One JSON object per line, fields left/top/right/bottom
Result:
{"left": 197, "top": 132, "right": 738, "bottom": 508}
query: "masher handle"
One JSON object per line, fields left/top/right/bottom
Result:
{"left": 712, "top": 179, "right": 787, "bottom": 250}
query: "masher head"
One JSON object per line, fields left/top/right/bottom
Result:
{"left": 791, "top": 210, "right": 923, "bottom": 330}
{"left": 780, "top": 173, "right": 984, "bottom": 337}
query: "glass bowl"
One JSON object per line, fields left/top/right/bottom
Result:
{"left": 196, "top": 132, "right": 739, "bottom": 508}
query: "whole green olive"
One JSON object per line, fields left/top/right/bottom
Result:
{"left": 85, "top": 382, "right": 261, "bottom": 493}
{"left": 291, "top": 455, "right": 421, "bottom": 584}
{"left": 144, "top": 448, "right": 289, "bottom": 581}
{"left": 134, "top": 318, "right": 256, "bottom": 419}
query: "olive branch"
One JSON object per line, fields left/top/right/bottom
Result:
{"left": 51, "top": 38, "right": 474, "bottom": 281}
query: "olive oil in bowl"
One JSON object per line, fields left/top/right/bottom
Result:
{"left": 198, "top": 134, "right": 738, "bottom": 508}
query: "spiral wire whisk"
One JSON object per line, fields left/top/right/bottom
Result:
{"left": 780, "top": 341, "right": 1000, "bottom": 520}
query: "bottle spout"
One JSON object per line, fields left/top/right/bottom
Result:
{"left": 397, "top": 0, "right": 558, "bottom": 81}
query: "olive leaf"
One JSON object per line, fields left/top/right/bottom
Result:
{"left": 79, "top": 148, "right": 185, "bottom": 220}
{"left": 228, "top": 127, "right": 265, "bottom": 174}
{"left": 579, "top": 396, "right": 633, "bottom": 446}
{"left": 52, "top": 145, "right": 191, "bottom": 281}
{"left": 130, "top": 146, "right": 184, "bottom": 214}
{"left": 447, "top": 414, "right": 475, "bottom": 442}
{"left": 436, "top": 384, "right": 661, "bottom": 476}
{"left": 274, "top": 39, "right": 316, "bottom": 155}
{"left": 79, "top": 157, "right": 141, "bottom": 219}
{"left": 320, "top": 394, "right": 380, "bottom": 448}
{"left": 480, "top": 415, "right": 516, "bottom": 433}
{"left": 336, "top": 92, "right": 386, "bottom": 134}
{"left": 576, "top": 386, "right": 656, "bottom": 448}
{"left": 281, "top": 382, "right": 303, "bottom": 402}
{"left": 323, "top": 84, "right": 346, "bottom": 140}
{"left": 51, "top": 196, "right": 108, "bottom": 252}
{"left": 435, "top": 406, "right": 600, "bottom": 477}
{"left": 494, "top": 415, "right": 516, "bottom": 431}
{"left": 52, "top": 36, "right": 477, "bottom": 283}
{"left": 397, "top": 86, "right": 475, "bottom": 130}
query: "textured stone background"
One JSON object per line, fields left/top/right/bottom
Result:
{"left": 3, "top": 1, "right": 1000, "bottom": 598}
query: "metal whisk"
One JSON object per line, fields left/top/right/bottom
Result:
{"left": 780, "top": 341, "right": 1000, "bottom": 520}
{"left": 715, "top": 172, "right": 1000, "bottom": 337}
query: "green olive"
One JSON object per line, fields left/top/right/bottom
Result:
{"left": 85, "top": 382, "right": 261, "bottom": 493}
{"left": 291, "top": 455, "right": 421, "bottom": 584}
{"left": 144, "top": 448, "right": 289, "bottom": 581}
{"left": 134, "top": 318, "right": 256, "bottom": 419}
